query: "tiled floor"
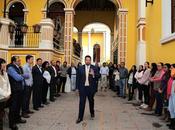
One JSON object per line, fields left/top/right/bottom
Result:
{"left": 4, "top": 91, "right": 168, "bottom": 130}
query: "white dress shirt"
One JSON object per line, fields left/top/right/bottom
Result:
{"left": 100, "top": 66, "right": 109, "bottom": 76}
{"left": 85, "top": 65, "right": 90, "bottom": 86}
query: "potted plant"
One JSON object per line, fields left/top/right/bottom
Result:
{"left": 8, "top": 23, "right": 16, "bottom": 33}
{"left": 20, "top": 24, "right": 28, "bottom": 33}
{"left": 33, "top": 24, "right": 41, "bottom": 33}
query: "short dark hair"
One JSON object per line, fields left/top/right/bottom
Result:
{"left": 26, "top": 55, "right": 33, "bottom": 62}
{"left": 56, "top": 60, "right": 60, "bottom": 63}
{"left": 85, "top": 55, "right": 91, "bottom": 60}
{"left": 158, "top": 62, "right": 164, "bottom": 67}
{"left": 63, "top": 61, "right": 67, "bottom": 64}
{"left": 36, "top": 58, "right": 42, "bottom": 62}
{"left": 11, "top": 56, "right": 19, "bottom": 63}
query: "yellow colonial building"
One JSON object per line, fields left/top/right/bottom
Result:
{"left": 0, "top": 0, "right": 175, "bottom": 67}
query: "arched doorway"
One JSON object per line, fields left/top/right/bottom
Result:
{"left": 80, "top": 23, "right": 111, "bottom": 63}
{"left": 8, "top": 2, "right": 25, "bottom": 46}
{"left": 48, "top": 2, "right": 65, "bottom": 50}
{"left": 74, "top": 0, "right": 116, "bottom": 63}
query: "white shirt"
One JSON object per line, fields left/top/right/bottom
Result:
{"left": 37, "top": 65, "right": 42, "bottom": 73}
{"left": 52, "top": 66, "right": 57, "bottom": 77}
{"left": 85, "top": 65, "right": 90, "bottom": 86}
{"left": 128, "top": 72, "right": 133, "bottom": 84}
{"left": 100, "top": 66, "right": 109, "bottom": 76}
{"left": 71, "top": 67, "right": 76, "bottom": 75}
{"left": 0, "top": 72, "right": 11, "bottom": 101}
{"left": 43, "top": 70, "right": 51, "bottom": 84}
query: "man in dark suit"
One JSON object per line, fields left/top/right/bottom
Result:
{"left": 48, "top": 60, "right": 58, "bottom": 102}
{"left": 32, "top": 58, "right": 44, "bottom": 111}
{"left": 76, "top": 55, "right": 99, "bottom": 124}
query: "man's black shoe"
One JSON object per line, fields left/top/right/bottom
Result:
{"left": 27, "top": 110, "right": 34, "bottom": 114}
{"left": 50, "top": 99, "right": 55, "bottom": 102}
{"left": 22, "top": 113, "right": 30, "bottom": 118}
{"left": 76, "top": 119, "right": 83, "bottom": 124}
{"left": 9, "top": 124, "right": 18, "bottom": 130}
{"left": 16, "top": 119, "right": 26, "bottom": 124}
{"left": 33, "top": 108, "right": 39, "bottom": 111}
{"left": 44, "top": 102, "right": 50, "bottom": 105}
{"left": 40, "top": 105, "right": 44, "bottom": 108}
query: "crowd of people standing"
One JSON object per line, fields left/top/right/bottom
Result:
{"left": 0, "top": 55, "right": 80, "bottom": 130}
{"left": 1, "top": 55, "right": 175, "bottom": 130}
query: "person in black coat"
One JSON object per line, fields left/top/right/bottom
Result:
{"left": 7, "top": 56, "right": 27, "bottom": 130}
{"left": 76, "top": 55, "right": 99, "bottom": 124}
{"left": 127, "top": 65, "right": 137, "bottom": 101}
{"left": 32, "top": 58, "right": 44, "bottom": 111}
{"left": 48, "top": 60, "right": 58, "bottom": 102}
{"left": 67, "top": 63, "right": 77, "bottom": 91}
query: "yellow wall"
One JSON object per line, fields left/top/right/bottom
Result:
{"left": 122, "top": 0, "right": 138, "bottom": 68}
{"left": 74, "top": 11, "right": 115, "bottom": 32}
{"left": 146, "top": 0, "right": 175, "bottom": 64}
{"left": 0, "top": 0, "right": 139, "bottom": 68}
{"left": 7, "top": 50, "right": 39, "bottom": 65}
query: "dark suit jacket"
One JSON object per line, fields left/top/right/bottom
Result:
{"left": 67, "top": 66, "right": 77, "bottom": 78}
{"left": 32, "top": 65, "right": 44, "bottom": 87}
{"left": 48, "top": 66, "right": 57, "bottom": 84}
{"left": 76, "top": 65, "right": 99, "bottom": 94}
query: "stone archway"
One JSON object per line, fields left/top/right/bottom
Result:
{"left": 70, "top": 0, "right": 122, "bottom": 8}
{"left": 63, "top": 0, "right": 128, "bottom": 64}
{"left": 6, "top": 0, "right": 28, "bottom": 23}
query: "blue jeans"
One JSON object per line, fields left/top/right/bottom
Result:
{"left": 155, "top": 91, "right": 163, "bottom": 115}
{"left": 119, "top": 79, "right": 127, "bottom": 97}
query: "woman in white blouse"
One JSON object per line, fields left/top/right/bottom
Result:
{"left": 0, "top": 58, "right": 11, "bottom": 129}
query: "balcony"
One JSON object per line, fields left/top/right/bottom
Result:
{"left": 9, "top": 26, "right": 40, "bottom": 48}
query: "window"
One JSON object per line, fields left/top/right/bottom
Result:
{"left": 172, "top": 0, "right": 175, "bottom": 33}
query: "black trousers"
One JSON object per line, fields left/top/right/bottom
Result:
{"left": 78, "top": 87, "right": 95, "bottom": 120}
{"left": 42, "top": 80, "right": 49, "bottom": 103}
{"left": 142, "top": 84, "right": 150, "bottom": 105}
{"left": 33, "top": 84, "right": 42, "bottom": 109}
{"left": 59, "top": 77, "right": 67, "bottom": 93}
{"left": 22, "top": 86, "right": 32, "bottom": 113}
{"left": 128, "top": 84, "right": 134, "bottom": 100}
{"left": 0, "top": 102, "right": 5, "bottom": 130}
{"left": 50, "top": 78, "right": 56, "bottom": 100}
{"left": 155, "top": 91, "right": 163, "bottom": 115}
{"left": 9, "top": 90, "right": 23, "bottom": 127}
{"left": 136, "top": 82, "right": 143, "bottom": 101}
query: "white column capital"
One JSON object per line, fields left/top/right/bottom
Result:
{"left": 64, "top": 8, "right": 75, "bottom": 15}
{"left": 118, "top": 8, "right": 128, "bottom": 14}
{"left": 40, "top": 18, "right": 55, "bottom": 28}
{"left": 0, "top": 18, "right": 13, "bottom": 25}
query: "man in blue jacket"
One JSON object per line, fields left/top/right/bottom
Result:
{"left": 76, "top": 55, "right": 99, "bottom": 124}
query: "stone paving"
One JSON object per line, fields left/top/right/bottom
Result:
{"left": 4, "top": 91, "right": 169, "bottom": 130}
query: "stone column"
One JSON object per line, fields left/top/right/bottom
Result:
{"left": 64, "top": 8, "right": 74, "bottom": 64}
{"left": 39, "top": 18, "right": 54, "bottom": 49}
{"left": 39, "top": 18, "right": 54, "bottom": 61}
{"left": 136, "top": 0, "right": 146, "bottom": 66}
{"left": 0, "top": 18, "right": 12, "bottom": 61}
{"left": 118, "top": 8, "right": 128, "bottom": 64}
{"left": 78, "top": 31, "right": 83, "bottom": 59}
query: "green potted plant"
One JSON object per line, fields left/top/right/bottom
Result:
{"left": 33, "top": 24, "right": 41, "bottom": 33}
{"left": 20, "top": 24, "right": 28, "bottom": 33}
{"left": 8, "top": 23, "right": 16, "bottom": 33}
